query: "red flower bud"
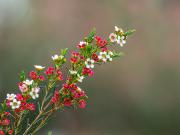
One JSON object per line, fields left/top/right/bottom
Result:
{"left": 72, "top": 51, "right": 80, "bottom": 57}
{"left": 63, "top": 98, "right": 72, "bottom": 107}
{"left": 2, "top": 118, "right": 10, "bottom": 126}
{"left": 79, "top": 100, "right": 86, "bottom": 108}
{"left": 51, "top": 90, "right": 60, "bottom": 104}
{"left": 45, "top": 67, "right": 54, "bottom": 75}
{"left": 39, "top": 75, "right": 45, "bottom": 81}
{"left": 63, "top": 83, "right": 70, "bottom": 89}
{"left": 0, "top": 130, "right": 5, "bottom": 135}
{"left": 70, "top": 58, "right": 77, "bottom": 63}
{"left": 8, "top": 130, "right": 13, "bottom": 135}
{"left": 92, "top": 53, "right": 99, "bottom": 62}
{"left": 82, "top": 68, "right": 94, "bottom": 77}
{"left": 29, "top": 71, "right": 38, "bottom": 80}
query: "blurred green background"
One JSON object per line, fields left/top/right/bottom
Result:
{"left": 0, "top": 0, "right": 180, "bottom": 135}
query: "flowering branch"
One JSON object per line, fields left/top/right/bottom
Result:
{"left": 0, "top": 26, "right": 135, "bottom": 135}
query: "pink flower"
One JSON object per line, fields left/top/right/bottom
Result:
{"left": 79, "top": 100, "right": 86, "bottom": 108}
{"left": 73, "top": 92, "right": 81, "bottom": 99}
{"left": 18, "top": 82, "right": 28, "bottom": 93}
{"left": 63, "top": 98, "right": 72, "bottom": 107}
{"left": 8, "top": 130, "right": 13, "bottom": 135}
{"left": 109, "top": 33, "right": 117, "bottom": 42}
{"left": 73, "top": 89, "right": 86, "bottom": 99}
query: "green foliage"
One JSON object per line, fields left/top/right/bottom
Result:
{"left": 48, "top": 131, "right": 53, "bottom": 135}
{"left": 113, "top": 52, "right": 124, "bottom": 58}
{"left": 60, "top": 48, "right": 68, "bottom": 56}
{"left": 0, "top": 26, "right": 134, "bottom": 135}
{"left": 84, "top": 28, "right": 96, "bottom": 43}
{"left": 0, "top": 101, "right": 7, "bottom": 113}
{"left": 20, "top": 70, "right": 26, "bottom": 81}
{"left": 124, "top": 29, "right": 136, "bottom": 36}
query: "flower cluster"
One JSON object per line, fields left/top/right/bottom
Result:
{"left": 0, "top": 111, "right": 13, "bottom": 135}
{"left": 0, "top": 26, "right": 134, "bottom": 135}
{"left": 109, "top": 26, "right": 135, "bottom": 47}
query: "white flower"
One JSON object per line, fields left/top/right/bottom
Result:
{"left": 19, "top": 83, "right": 28, "bottom": 93}
{"left": 109, "top": 33, "right": 117, "bottom": 43}
{"left": 98, "top": 52, "right": 108, "bottom": 62}
{"left": 52, "top": 54, "right": 64, "bottom": 61}
{"left": 98, "top": 51, "right": 113, "bottom": 62}
{"left": 117, "top": 36, "right": 126, "bottom": 47}
{"left": 30, "top": 87, "right": 40, "bottom": 99}
{"left": 52, "top": 54, "right": 59, "bottom": 61}
{"left": 85, "top": 58, "right": 95, "bottom": 68}
{"left": 108, "top": 51, "right": 114, "bottom": 56}
{"left": 10, "top": 99, "right": 21, "bottom": 109}
{"left": 106, "top": 51, "right": 114, "bottom": 61}
{"left": 69, "top": 70, "right": 77, "bottom": 75}
{"left": 77, "top": 74, "right": 84, "bottom": 83}
{"left": 34, "top": 65, "right": 45, "bottom": 70}
{"left": 79, "top": 41, "right": 86, "bottom": 46}
{"left": 115, "top": 26, "right": 124, "bottom": 33}
{"left": 6, "top": 94, "right": 16, "bottom": 101}
{"left": 23, "top": 79, "right": 33, "bottom": 86}
{"left": 115, "top": 26, "right": 120, "bottom": 32}
{"left": 106, "top": 55, "right": 112, "bottom": 61}
{"left": 77, "top": 41, "right": 87, "bottom": 48}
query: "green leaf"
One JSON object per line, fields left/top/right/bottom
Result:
{"left": 113, "top": 52, "right": 124, "bottom": 58}
{"left": 85, "top": 28, "right": 96, "bottom": 43}
{"left": 61, "top": 48, "right": 68, "bottom": 56}
{"left": 1, "top": 100, "right": 7, "bottom": 111}
{"left": 86, "top": 44, "right": 92, "bottom": 52}
{"left": 37, "top": 102, "right": 41, "bottom": 112}
{"left": 124, "top": 29, "right": 136, "bottom": 36}
{"left": 91, "top": 45, "right": 98, "bottom": 53}
{"left": 20, "top": 71, "right": 26, "bottom": 81}
{"left": 48, "top": 131, "right": 53, "bottom": 135}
